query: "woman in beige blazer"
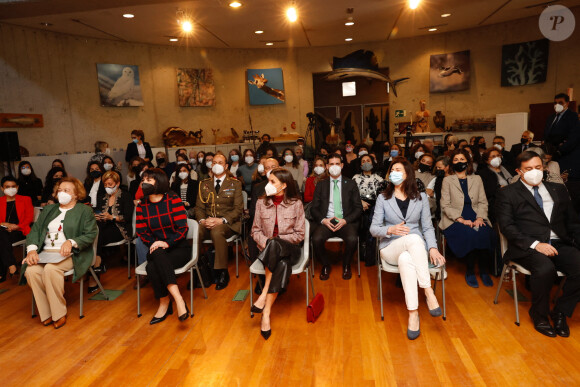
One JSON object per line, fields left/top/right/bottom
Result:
{"left": 440, "top": 149, "right": 494, "bottom": 288}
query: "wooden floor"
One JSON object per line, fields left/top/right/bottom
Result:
{"left": 1, "top": 247, "right": 579, "bottom": 386}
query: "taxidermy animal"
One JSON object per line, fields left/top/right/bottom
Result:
{"left": 343, "top": 112, "right": 356, "bottom": 144}
{"left": 162, "top": 127, "right": 203, "bottom": 146}
{"left": 216, "top": 128, "right": 242, "bottom": 145}
{"left": 366, "top": 108, "right": 379, "bottom": 140}
{"left": 248, "top": 74, "right": 285, "bottom": 102}
{"left": 438, "top": 66, "right": 462, "bottom": 78}
{"left": 108, "top": 67, "right": 136, "bottom": 104}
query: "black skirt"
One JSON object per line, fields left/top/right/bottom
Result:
{"left": 257, "top": 237, "right": 301, "bottom": 294}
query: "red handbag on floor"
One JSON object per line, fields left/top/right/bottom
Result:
{"left": 307, "top": 293, "right": 324, "bottom": 323}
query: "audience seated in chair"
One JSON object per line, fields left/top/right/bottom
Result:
{"left": 304, "top": 157, "right": 328, "bottom": 204}
{"left": 84, "top": 161, "right": 106, "bottom": 211}
{"left": 16, "top": 161, "right": 43, "bottom": 206}
{"left": 41, "top": 167, "right": 66, "bottom": 207}
{"left": 477, "top": 148, "right": 514, "bottom": 224}
{"left": 170, "top": 163, "right": 199, "bottom": 217}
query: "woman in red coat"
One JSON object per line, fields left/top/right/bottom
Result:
{"left": 0, "top": 176, "right": 34, "bottom": 281}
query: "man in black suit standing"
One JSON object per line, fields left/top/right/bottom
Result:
{"left": 509, "top": 130, "right": 538, "bottom": 158}
{"left": 496, "top": 151, "right": 580, "bottom": 338}
{"left": 544, "top": 93, "right": 578, "bottom": 151}
{"left": 310, "top": 153, "right": 363, "bottom": 281}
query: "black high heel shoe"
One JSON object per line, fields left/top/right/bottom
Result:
{"left": 178, "top": 301, "right": 190, "bottom": 321}
{"left": 87, "top": 271, "right": 101, "bottom": 294}
{"left": 251, "top": 304, "right": 264, "bottom": 314}
{"left": 260, "top": 315, "right": 271, "bottom": 340}
{"left": 93, "top": 263, "right": 107, "bottom": 274}
{"left": 150, "top": 302, "right": 173, "bottom": 325}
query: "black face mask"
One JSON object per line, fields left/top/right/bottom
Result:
{"left": 157, "top": 158, "right": 165, "bottom": 165}
{"left": 418, "top": 163, "right": 431, "bottom": 173}
{"left": 53, "top": 177, "right": 62, "bottom": 184}
{"left": 436, "top": 170, "right": 446, "bottom": 178}
{"left": 262, "top": 140, "right": 270, "bottom": 145}
{"left": 141, "top": 183, "right": 156, "bottom": 196}
{"left": 132, "top": 166, "right": 141, "bottom": 174}
{"left": 90, "top": 170, "right": 102, "bottom": 179}
{"left": 479, "top": 143, "right": 486, "bottom": 149}
{"left": 521, "top": 138, "right": 528, "bottom": 144}
{"left": 452, "top": 162, "right": 468, "bottom": 172}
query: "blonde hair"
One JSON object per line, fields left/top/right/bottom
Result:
{"left": 102, "top": 171, "right": 120, "bottom": 185}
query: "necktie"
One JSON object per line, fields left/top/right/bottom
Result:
{"left": 215, "top": 179, "right": 221, "bottom": 193}
{"left": 552, "top": 113, "right": 561, "bottom": 128}
{"left": 533, "top": 186, "right": 543, "bottom": 209}
{"left": 333, "top": 180, "right": 343, "bottom": 219}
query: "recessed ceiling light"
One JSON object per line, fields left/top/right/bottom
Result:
{"left": 286, "top": 5, "right": 298, "bottom": 22}
{"left": 182, "top": 20, "right": 193, "bottom": 33}
{"left": 122, "top": 13, "right": 134, "bottom": 18}
{"left": 39, "top": 22, "right": 53, "bottom": 27}
{"left": 266, "top": 42, "right": 274, "bottom": 46}
{"left": 345, "top": 38, "right": 353, "bottom": 41}
{"left": 428, "top": 28, "right": 437, "bottom": 32}
{"left": 441, "top": 13, "right": 451, "bottom": 18}
{"left": 345, "top": 17, "right": 354, "bottom": 26}
{"left": 409, "top": 0, "right": 421, "bottom": 10}
{"left": 255, "top": 30, "right": 264, "bottom": 34}
{"left": 169, "top": 38, "right": 178, "bottom": 42}
{"left": 229, "top": 1, "right": 242, "bottom": 8}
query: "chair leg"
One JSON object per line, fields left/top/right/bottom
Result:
{"left": 127, "top": 240, "right": 132, "bottom": 279}
{"left": 306, "top": 267, "right": 309, "bottom": 306}
{"left": 310, "top": 242, "right": 315, "bottom": 278}
{"left": 378, "top": 264, "right": 384, "bottom": 321}
{"left": 195, "top": 265, "right": 208, "bottom": 299}
{"left": 235, "top": 240, "right": 239, "bottom": 278}
{"left": 137, "top": 273, "right": 142, "bottom": 317}
{"left": 494, "top": 264, "right": 508, "bottom": 304}
{"left": 309, "top": 268, "right": 315, "bottom": 298}
{"left": 189, "top": 269, "right": 194, "bottom": 317}
{"left": 90, "top": 267, "right": 109, "bottom": 300}
{"left": 512, "top": 268, "right": 520, "bottom": 326}
{"left": 79, "top": 277, "right": 84, "bottom": 319}
{"left": 249, "top": 271, "right": 254, "bottom": 318}
{"left": 31, "top": 293, "right": 37, "bottom": 318}
{"left": 433, "top": 271, "right": 438, "bottom": 293}
{"left": 441, "top": 265, "right": 446, "bottom": 321}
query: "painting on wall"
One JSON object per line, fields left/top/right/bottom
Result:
{"left": 501, "top": 39, "right": 549, "bottom": 87}
{"left": 177, "top": 68, "right": 215, "bottom": 107}
{"left": 97, "top": 63, "right": 144, "bottom": 107}
{"left": 429, "top": 50, "right": 470, "bottom": 93}
{"left": 247, "top": 68, "right": 285, "bottom": 105}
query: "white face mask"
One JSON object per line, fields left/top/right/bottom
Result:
{"left": 21, "top": 168, "right": 31, "bottom": 176}
{"left": 328, "top": 165, "right": 341, "bottom": 177}
{"left": 198, "top": 157, "right": 204, "bottom": 163}
{"left": 257, "top": 164, "right": 265, "bottom": 174}
{"left": 358, "top": 150, "right": 368, "bottom": 157}
{"left": 264, "top": 182, "right": 279, "bottom": 196}
{"left": 206, "top": 161, "right": 213, "bottom": 169}
{"left": 522, "top": 169, "right": 543, "bottom": 186}
{"left": 212, "top": 164, "right": 225, "bottom": 176}
{"left": 493, "top": 144, "right": 503, "bottom": 151}
{"left": 490, "top": 157, "right": 502, "bottom": 168}
{"left": 313, "top": 166, "right": 325, "bottom": 175}
{"left": 105, "top": 186, "right": 118, "bottom": 195}
{"left": 245, "top": 156, "right": 254, "bottom": 164}
{"left": 178, "top": 172, "right": 189, "bottom": 180}
{"left": 177, "top": 161, "right": 187, "bottom": 165}
{"left": 4, "top": 187, "right": 17, "bottom": 197}
{"left": 57, "top": 191, "right": 73, "bottom": 205}
{"left": 554, "top": 103, "right": 565, "bottom": 113}
{"left": 190, "top": 158, "right": 197, "bottom": 165}
{"left": 103, "top": 163, "right": 113, "bottom": 171}
{"left": 284, "top": 155, "right": 293, "bottom": 163}
{"left": 266, "top": 170, "right": 272, "bottom": 178}
{"left": 415, "top": 151, "right": 424, "bottom": 160}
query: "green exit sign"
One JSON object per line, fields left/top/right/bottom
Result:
{"left": 394, "top": 109, "right": 406, "bottom": 118}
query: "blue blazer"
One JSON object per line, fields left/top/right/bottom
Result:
{"left": 370, "top": 192, "right": 437, "bottom": 251}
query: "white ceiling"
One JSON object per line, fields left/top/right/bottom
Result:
{"left": 1, "top": 0, "right": 579, "bottom": 48}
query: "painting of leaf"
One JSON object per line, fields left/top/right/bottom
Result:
{"left": 501, "top": 39, "right": 549, "bottom": 87}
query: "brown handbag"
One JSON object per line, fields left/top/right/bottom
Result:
{"left": 307, "top": 293, "right": 324, "bottom": 323}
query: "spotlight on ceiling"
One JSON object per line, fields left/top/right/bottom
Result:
{"left": 266, "top": 42, "right": 274, "bottom": 46}
{"left": 286, "top": 2, "right": 298, "bottom": 22}
{"left": 345, "top": 38, "right": 353, "bottom": 41}
{"left": 255, "top": 30, "right": 264, "bottom": 34}
{"left": 182, "top": 20, "right": 193, "bottom": 33}
{"left": 123, "top": 13, "right": 135, "bottom": 18}
{"left": 345, "top": 17, "right": 354, "bottom": 26}
{"left": 169, "top": 38, "right": 178, "bottom": 42}
{"left": 441, "top": 13, "right": 451, "bottom": 18}
{"left": 428, "top": 28, "right": 437, "bottom": 32}
{"left": 409, "top": 0, "right": 421, "bottom": 10}
{"left": 229, "top": 1, "right": 242, "bottom": 8}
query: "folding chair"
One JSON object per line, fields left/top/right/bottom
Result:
{"left": 12, "top": 239, "right": 26, "bottom": 257}
{"left": 249, "top": 221, "right": 313, "bottom": 317}
{"left": 376, "top": 237, "right": 446, "bottom": 321}
{"left": 310, "top": 236, "right": 361, "bottom": 277}
{"left": 135, "top": 219, "right": 207, "bottom": 318}
{"left": 32, "top": 230, "right": 108, "bottom": 320}
{"left": 103, "top": 209, "right": 136, "bottom": 279}
{"left": 493, "top": 231, "right": 566, "bottom": 326}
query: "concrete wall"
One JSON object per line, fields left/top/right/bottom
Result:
{"left": 0, "top": 7, "right": 578, "bottom": 156}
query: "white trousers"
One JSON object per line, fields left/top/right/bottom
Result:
{"left": 380, "top": 234, "right": 431, "bottom": 310}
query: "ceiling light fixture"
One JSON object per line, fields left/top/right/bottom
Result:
{"left": 441, "top": 13, "right": 451, "bottom": 18}
{"left": 169, "top": 38, "right": 178, "bottom": 42}
{"left": 39, "top": 22, "right": 53, "bottom": 27}
{"left": 181, "top": 20, "right": 193, "bottom": 33}
{"left": 345, "top": 38, "right": 353, "bottom": 41}
{"left": 428, "top": 28, "right": 437, "bottom": 31}
{"left": 229, "top": 1, "right": 242, "bottom": 8}
{"left": 266, "top": 42, "right": 274, "bottom": 46}
{"left": 345, "top": 17, "right": 354, "bottom": 26}
{"left": 409, "top": 0, "right": 421, "bottom": 10}
{"left": 255, "top": 30, "right": 264, "bottom": 34}
{"left": 123, "top": 13, "right": 134, "bottom": 18}
{"left": 286, "top": 1, "right": 298, "bottom": 23}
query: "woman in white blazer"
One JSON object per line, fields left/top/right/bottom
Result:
{"left": 370, "top": 157, "right": 445, "bottom": 340}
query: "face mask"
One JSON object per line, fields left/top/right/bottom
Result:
{"left": 264, "top": 182, "right": 280, "bottom": 196}
{"left": 479, "top": 143, "right": 486, "bottom": 149}
{"left": 257, "top": 164, "right": 265, "bottom": 174}
{"left": 245, "top": 156, "right": 254, "bottom": 164}
{"left": 346, "top": 147, "right": 353, "bottom": 153}
{"left": 141, "top": 183, "right": 155, "bottom": 196}
{"left": 139, "top": 170, "right": 145, "bottom": 177}
{"left": 230, "top": 155, "right": 239, "bottom": 162}
{"left": 198, "top": 157, "right": 204, "bottom": 163}
{"left": 53, "top": 177, "right": 62, "bottom": 184}
{"left": 418, "top": 163, "right": 431, "bottom": 173}
{"left": 328, "top": 165, "right": 341, "bottom": 177}
{"left": 4, "top": 187, "right": 17, "bottom": 197}
{"left": 90, "top": 170, "right": 102, "bottom": 179}
{"left": 554, "top": 103, "right": 564, "bottom": 113}
{"left": 493, "top": 144, "right": 503, "bottom": 151}
{"left": 206, "top": 161, "right": 213, "bottom": 169}
{"left": 390, "top": 150, "right": 399, "bottom": 158}
{"left": 361, "top": 162, "right": 373, "bottom": 172}
{"left": 132, "top": 166, "right": 141, "bottom": 174}
{"left": 415, "top": 151, "right": 424, "bottom": 160}
{"left": 21, "top": 168, "right": 31, "bottom": 176}
{"left": 176, "top": 161, "right": 186, "bottom": 165}
{"left": 105, "top": 186, "right": 118, "bottom": 195}
{"left": 313, "top": 166, "right": 325, "bottom": 175}
{"left": 389, "top": 171, "right": 404, "bottom": 186}
{"left": 490, "top": 157, "right": 502, "bottom": 168}
{"left": 295, "top": 153, "right": 302, "bottom": 160}
{"left": 436, "top": 170, "right": 446, "bottom": 178}
{"left": 57, "top": 191, "right": 72, "bottom": 205}
{"left": 284, "top": 155, "right": 293, "bottom": 163}
{"left": 132, "top": 139, "right": 139, "bottom": 144}
{"left": 522, "top": 169, "right": 543, "bottom": 186}
{"left": 521, "top": 138, "right": 528, "bottom": 144}
{"left": 212, "top": 164, "right": 225, "bottom": 176}
{"left": 262, "top": 140, "right": 270, "bottom": 145}
{"left": 190, "top": 158, "right": 197, "bottom": 165}
{"left": 178, "top": 172, "right": 189, "bottom": 180}
{"left": 103, "top": 163, "right": 113, "bottom": 171}
{"left": 452, "top": 162, "right": 468, "bottom": 172}
{"left": 358, "top": 150, "right": 368, "bottom": 157}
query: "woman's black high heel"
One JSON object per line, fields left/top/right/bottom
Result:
{"left": 178, "top": 301, "right": 190, "bottom": 321}
{"left": 251, "top": 304, "right": 264, "bottom": 314}
{"left": 150, "top": 301, "right": 173, "bottom": 325}
{"left": 87, "top": 271, "right": 101, "bottom": 294}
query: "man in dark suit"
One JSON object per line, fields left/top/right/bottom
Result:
{"left": 544, "top": 93, "right": 579, "bottom": 151}
{"left": 509, "top": 130, "right": 538, "bottom": 158}
{"left": 492, "top": 135, "right": 516, "bottom": 175}
{"left": 310, "top": 153, "right": 363, "bottom": 281}
{"left": 496, "top": 151, "right": 580, "bottom": 338}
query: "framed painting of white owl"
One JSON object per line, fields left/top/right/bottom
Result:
{"left": 96, "top": 63, "right": 144, "bottom": 107}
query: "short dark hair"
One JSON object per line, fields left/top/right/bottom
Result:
{"left": 516, "top": 150, "right": 542, "bottom": 169}
{"left": 327, "top": 153, "right": 343, "bottom": 163}
{"left": 555, "top": 93, "right": 570, "bottom": 102}
{"left": 262, "top": 168, "right": 301, "bottom": 205}
{"left": 131, "top": 129, "right": 145, "bottom": 141}
{"left": 1, "top": 176, "right": 17, "bottom": 186}
{"left": 142, "top": 168, "right": 170, "bottom": 194}
{"left": 449, "top": 149, "right": 475, "bottom": 175}
{"left": 493, "top": 135, "right": 505, "bottom": 142}
{"left": 262, "top": 134, "right": 271, "bottom": 141}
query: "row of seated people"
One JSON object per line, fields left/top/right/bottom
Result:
{"left": 1, "top": 148, "right": 578, "bottom": 341}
